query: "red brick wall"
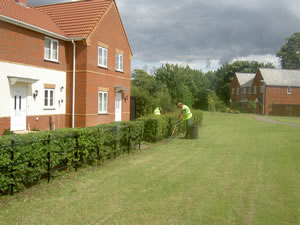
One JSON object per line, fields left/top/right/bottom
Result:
{"left": 0, "top": 114, "right": 68, "bottom": 135}
{"left": 251, "top": 71, "right": 264, "bottom": 114}
{"left": 230, "top": 75, "right": 240, "bottom": 103}
{"left": 69, "top": 3, "right": 131, "bottom": 128}
{"left": 27, "top": 114, "right": 68, "bottom": 131}
{"left": 0, "top": 117, "right": 10, "bottom": 135}
{"left": 265, "top": 86, "right": 300, "bottom": 115}
{"left": 0, "top": 21, "right": 68, "bottom": 71}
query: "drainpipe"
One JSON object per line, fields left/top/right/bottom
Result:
{"left": 72, "top": 40, "right": 76, "bottom": 128}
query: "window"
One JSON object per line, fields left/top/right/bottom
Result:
{"left": 44, "top": 89, "right": 55, "bottom": 108}
{"left": 243, "top": 88, "right": 247, "bottom": 94}
{"left": 236, "top": 88, "right": 240, "bottom": 95}
{"left": 98, "top": 46, "right": 108, "bottom": 68}
{"left": 116, "top": 53, "right": 123, "bottom": 72}
{"left": 254, "top": 86, "right": 257, "bottom": 94}
{"left": 232, "top": 88, "right": 235, "bottom": 95}
{"left": 98, "top": 91, "right": 108, "bottom": 114}
{"left": 248, "top": 87, "right": 252, "bottom": 94}
{"left": 287, "top": 87, "right": 291, "bottom": 95}
{"left": 44, "top": 37, "right": 58, "bottom": 62}
{"left": 260, "top": 85, "right": 264, "bottom": 93}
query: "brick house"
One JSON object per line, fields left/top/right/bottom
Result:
{"left": 230, "top": 73, "right": 256, "bottom": 112}
{"left": 230, "top": 68, "right": 300, "bottom": 116}
{"left": 0, "top": 0, "right": 132, "bottom": 135}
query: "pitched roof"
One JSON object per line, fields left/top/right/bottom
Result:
{"left": 259, "top": 68, "right": 300, "bottom": 87}
{"left": 0, "top": 0, "right": 66, "bottom": 37}
{"left": 235, "top": 73, "right": 256, "bottom": 87}
{"left": 35, "top": 0, "right": 113, "bottom": 38}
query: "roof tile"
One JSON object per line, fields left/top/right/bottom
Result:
{"left": 36, "top": 0, "right": 113, "bottom": 38}
{"left": 0, "top": 0, "right": 65, "bottom": 36}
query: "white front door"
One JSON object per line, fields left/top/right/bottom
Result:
{"left": 115, "top": 92, "right": 122, "bottom": 121}
{"left": 11, "top": 85, "right": 27, "bottom": 131}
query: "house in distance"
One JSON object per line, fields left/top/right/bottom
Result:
{"left": 230, "top": 68, "right": 300, "bottom": 116}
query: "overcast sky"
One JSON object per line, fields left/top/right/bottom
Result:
{"left": 28, "top": 0, "right": 300, "bottom": 72}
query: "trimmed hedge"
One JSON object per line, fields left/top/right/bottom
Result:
{"left": 0, "top": 121, "right": 144, "bottom": 194}
{"left": 137, "top": 110, "right": 203, "bottom": 142}
{"left": 0, "top": 110, "right": 202, "bottom": 195}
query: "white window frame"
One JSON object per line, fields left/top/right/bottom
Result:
{"left": 98, "top": 91, "right": 108, "bottom": 114}
{"left": 44, "top": 37, "right": 59, "bottom": 62}
{"left": 116, "top": 53, "right": 123, "bottom": 72}
{"left": 232, "top": 88, "right": 235, "bottom": 95}
{"left": 98, "top": 46, "right": 108, "bottom": 68}
{"left": 253, "top": 86, "right": 257, "bottom": 94}
{"left": 236, "top": 88, "right": 240, "bottom": 95}
{"left": 44, "top": 88, "right": 55, "bottom": 109}
{"left": 287, "top": 87, "right": 291, "bottom": 95}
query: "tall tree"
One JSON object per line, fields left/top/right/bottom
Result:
{"left": 276, "top": 32, "right": 300, "bottom": 69}
{"left": 154, "top": 64, "right": 197, "bottom": 106}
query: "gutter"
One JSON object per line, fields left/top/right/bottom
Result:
{"left": 0, "top": 15, "right": 84, "bottom": 41}
{"left": 72, "top": 40, "right": 76, "bottom": 128}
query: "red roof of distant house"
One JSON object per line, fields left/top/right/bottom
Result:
{"left": 36, "top": 0, "right": 113, "bottom": 38}
{"left": 0, "top": 0, "right": 66, "bottom": 37}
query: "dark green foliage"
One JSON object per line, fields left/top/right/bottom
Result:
{"left": 0, "top": 112, "right": 202, "bottom": 194}
{"left": 2, "top": 129, "right": 14, "bottom": 136}
{"left": 0, "top": 121, "right": 144, "bottom": 194}
{"left": 137, "top": 116, "right": 170, "bottom": 142}
{"left": 276, "top": 32, "right": 300, "bottom": 69}
{"left": 137, "top": 110, "right": 203, "bottom": 142}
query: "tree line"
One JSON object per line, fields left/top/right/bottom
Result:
{"left": 131, "top": 32, "right": 300, "bottom": 117}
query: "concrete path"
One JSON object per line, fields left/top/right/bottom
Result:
{"left": 249, "top": 115, "right": 300, "bottom": 128}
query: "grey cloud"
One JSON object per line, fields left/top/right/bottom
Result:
{"left": 29, "top": 0, "right": 300, "bottom": 67}
{"left": 120, "top": 0, "right": 299, "bottom": 65}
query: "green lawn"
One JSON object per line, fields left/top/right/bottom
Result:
{"left": 269, "top": 115, "right": 300, "bottom": 125}
{"left": 0, "top": 112, "right": 299, "bottom": 225}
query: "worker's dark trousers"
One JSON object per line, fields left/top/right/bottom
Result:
{"left": 185, "top": 117, "right": 193, "bottom": 139}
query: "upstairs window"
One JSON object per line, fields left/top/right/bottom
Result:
{"left": 232, "top": 88, "right": 235, "bottom": 95}
{"left": 44, "top": 89, "right": 55, "bottom": 109}
{"left": 253, "top": 86, "right": 257, "bottom": 94}
{"left": 260, "top": 85, "right": 264, "bottom": 93}
{"left": 243, "top": 88, "right": 247, "bottom": 94}
{"left": 44, "top": 37, "right": 58, "bottom": 62}
{"left": 236, "top": 88, "right": 240, "bottom": 95}
{"left": 248, "top": 87, "right": 252, "bottom": 94}
{"left": 116, "top": 53, "right": 123, "bottom": 72}
{"left": 98, "top": 46, "right": 108, "bottom": 68}
{"left": 287, "top": 87, "right": 291, "bottom": 95}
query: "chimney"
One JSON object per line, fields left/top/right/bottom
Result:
{"left": 15, "top": 0, "right": 28, "bottom": 6}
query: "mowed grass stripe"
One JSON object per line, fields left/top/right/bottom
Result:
{"left": 0, "top": 112, "right": 299, "bottom": 225}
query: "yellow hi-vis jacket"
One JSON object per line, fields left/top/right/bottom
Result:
{"left": 182, "top": 105, "right": 192, "bottom": 120}
{"left": 153, "top": 107, "right": 161, "bottom": 115}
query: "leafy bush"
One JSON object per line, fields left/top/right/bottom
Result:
{"left": 0, "top": 121, "right": 144, "bottom": 195}
{"left": 137, "top": 110, "right": 203, "bottom": 142}
{"left": 2, "top": 129, "right": 14, "bottom": 136}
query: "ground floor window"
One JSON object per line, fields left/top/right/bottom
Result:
{"left": 98, "top": 91, "right": 108, "bottom": 114}
{"left": 44, "top": 89, "right": 55, "bottom": 108}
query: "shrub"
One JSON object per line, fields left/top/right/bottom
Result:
{"left": 137, "top": 110, "right": 203, "bottom": 142}
{"left": 0, "top": 121, "right": 144, "bottom": 195}
{"left": 2, "top": 129, "right": 14, "bottom": 136}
